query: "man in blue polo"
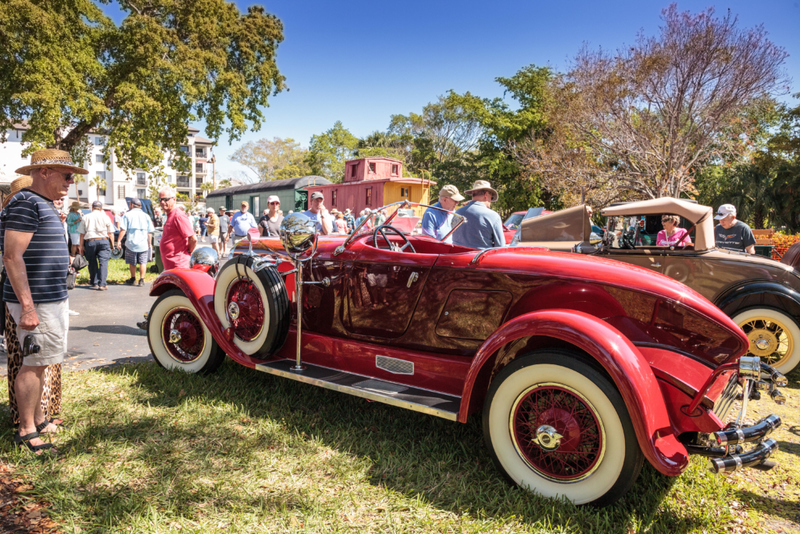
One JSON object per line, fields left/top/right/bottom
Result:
{"left": 225, "top": 200, "right": 258, "bottom": 247}
{"left": 421, "top": 184, "right": 464, "bottom": 243}
{"left": 452, "top": 180, "right": 506, "bottom": 249}
{"left": 117, "top": 198, "right": 154, "bottom": 286}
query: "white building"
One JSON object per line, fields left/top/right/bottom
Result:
{"left": 0, "top": 123, "right": 214, "bottom": 210}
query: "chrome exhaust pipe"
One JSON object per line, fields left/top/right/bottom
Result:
{"left": 714, "top": 415, "right": 781, "bottom": 446}
{"left": 710, "top": 439, "right": 778, "bottom": 473}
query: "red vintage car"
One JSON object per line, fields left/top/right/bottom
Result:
{"left": 145, "top": 202, "right": 785, "bottom": 506}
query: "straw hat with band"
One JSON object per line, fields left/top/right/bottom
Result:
{"left": 15, "top": 148, "right": 90, "bottom": 177}
{"left": 2, "top": 176, "right": 33, "bottom": 209}
{"left": 70, "top": 201, "right": 81, "bottom": 211}
{"left": 465, "top": 180, "right": 499, "bottom": 203}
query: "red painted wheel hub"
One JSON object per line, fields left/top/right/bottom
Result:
{"left": 512, "top": 385, "right": 603, "bottom": 481}
{"left": 162, "top": 308, "right": 204, "bottom": 362}
{"left": 228, "top": 278, "right": 265, "bottom": 342}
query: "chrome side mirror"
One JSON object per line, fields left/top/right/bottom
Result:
{"left": 280, "top": 212, "right": 319, "bottom": 261}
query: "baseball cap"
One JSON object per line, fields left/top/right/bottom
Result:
{"left": 439, "top": 185, "right": 465, "bottom": 202}
{"left": 91, "top": 201, "right": 103, "bottom": 209}
{"left": 714, "top": 204, "right": 736, "bottom": 220}
{"left": 310, "top": 191, "right": 324, "bottom": 201}
{"left": 267, "top": 195, "right": 280, "bottom": 204}
{"left": 130, "top": 198, "right": 141, "bottom": 206}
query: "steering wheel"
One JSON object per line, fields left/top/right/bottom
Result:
{"left": 373, "top": 225, "right": 416, "bottom": 253}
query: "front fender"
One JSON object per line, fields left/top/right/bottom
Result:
{"left": 149, "top": 269, "right": 263, "bottom": 369}
{"left": 461, "top": 309, "right": 688, "bottom": 476}
{"left": 715, "top": 281, "right": 800, "bottom": 318}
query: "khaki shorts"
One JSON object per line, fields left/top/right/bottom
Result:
{"left": 7, "top": 300, "right": 69, "bottom": 366}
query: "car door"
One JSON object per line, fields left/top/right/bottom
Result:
{"left": 344, "top": 242, "right": 436, "bottom": 339}
{"left": 601, "top": 248, "right": 668, "bottom": 276}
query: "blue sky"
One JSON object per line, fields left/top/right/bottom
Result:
{"left": 198, "top": 1, "right": 800, "bottom": 180}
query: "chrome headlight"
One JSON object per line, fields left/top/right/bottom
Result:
{"left": 280, "top": 213, "right": 318, "bottom": 257}
{"left": 189, "top": 247, "right": 219, "bottom": 270}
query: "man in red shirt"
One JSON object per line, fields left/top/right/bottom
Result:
{"left": 158, "top": 187, "right": 196, "bottom": 270}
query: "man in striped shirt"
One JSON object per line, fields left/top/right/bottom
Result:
{"left": 2, "top": 149, "right": 87, "bottom": 453}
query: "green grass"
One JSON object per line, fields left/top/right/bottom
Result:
{"left": 0, "top": 360, "right": 798, "bottom": 533}
{"left": 76, "top": 258, "right": 159, "bottom": 285}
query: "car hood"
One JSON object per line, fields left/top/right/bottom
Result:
{"left": 466, "top": 248, "right": 750, "bottom": 365}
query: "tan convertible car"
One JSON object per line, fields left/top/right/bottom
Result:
{"left": 516, "top": 197, "right": 800, "bottom": 375}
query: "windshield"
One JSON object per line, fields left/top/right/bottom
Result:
{"left": 504, "top": 212, "right": 525, "bottom": 230}
{"left": 604, "top": 214, "right": 695, "bottom": 249}
{"left": 343, "top": 201, "right": 464, "bottom": 248}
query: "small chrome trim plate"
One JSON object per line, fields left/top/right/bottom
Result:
{"left": 376, "top": 355, "right": 414, "bottom": 375}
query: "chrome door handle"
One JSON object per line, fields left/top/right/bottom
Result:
{"left": 650, "top": 263, "right": 661, "bottom": 268}
{"left": 407, "top": 272, "right": 420, "bottom": 288}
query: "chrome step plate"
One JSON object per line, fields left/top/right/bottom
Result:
{"left": 255, "top": 359, "right": 460, "bottom": 421}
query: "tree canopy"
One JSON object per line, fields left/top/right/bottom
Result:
{"left": 514, "top": 4, "right": 788, "bottom": 206}
{"left": 695, "top": 96, "right": 800, "bottom": 231}
{"left": 306, "top": 121, "right": 358, "bottom": 182}
{"left": 229, "top": 137, "right": 311, "bottom": 181}
{"left": 386, "top": 70, "right": 552, "bottom": 217}
{"left": 0, "top": 0, "right": 285, "bottom": 173}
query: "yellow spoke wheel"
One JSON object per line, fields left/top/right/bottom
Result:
{"left": 733, "top": 308, "right": 800, "bottom": 375}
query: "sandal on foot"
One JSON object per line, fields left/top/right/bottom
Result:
{"left": 35, "top": 418, "right": 65, "bottom": 434}
{"left": 13, "top": 431, "right": 54, "bottom": 453}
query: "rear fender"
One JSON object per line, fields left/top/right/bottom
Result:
{"left": 715, "top": 281, "right": 800, "bottom": 318}
{"left": 461, "top": 309, "right": 688, "bottom": 476}
{"left": 149, "top": 270, "right": 262, "bottom": 368}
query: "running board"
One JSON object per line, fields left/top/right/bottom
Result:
{"left": 254, "top": 359, "right": 461, "bottom": 421}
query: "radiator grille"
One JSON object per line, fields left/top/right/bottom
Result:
{"left": 712, "top": 373, "right": 739, "bottom": 422}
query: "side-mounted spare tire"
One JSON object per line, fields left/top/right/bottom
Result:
{"left": 214, "top": 255, "right": 291, "bottom": 358}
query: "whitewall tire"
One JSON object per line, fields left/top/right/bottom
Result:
{"left": 483, "top": 350, "right": 644, "bottom": 506}
{"left": 147, "top": 289, "right": 224, "bottom": 374}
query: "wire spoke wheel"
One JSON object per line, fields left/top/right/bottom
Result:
{"left": 740, "top": 317, "right": 791, "bottom": 366}
{"left": 227, "top": 278, "right": 265, "bottom": 342}
{"left": 512, "top": 385, "right": 603, "bottom": 481}
{"left": 162, "top": 307, "right": 205, "bottom": 363}
{"left": 733, "top": 307, "right": 800, "bottom": 374}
